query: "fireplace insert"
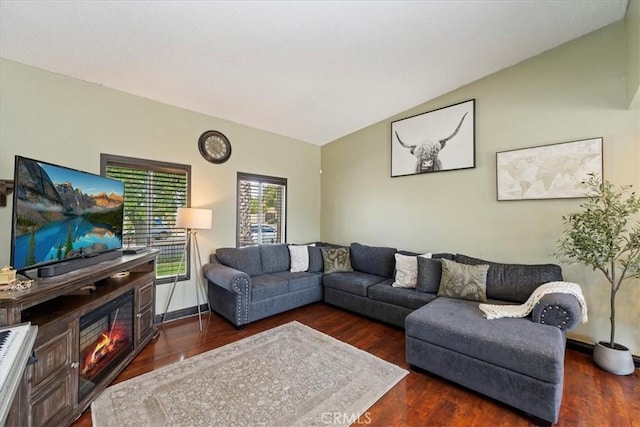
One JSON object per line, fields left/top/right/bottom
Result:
{"left": 78, "top": 291, "right": 134, "bottom": 402}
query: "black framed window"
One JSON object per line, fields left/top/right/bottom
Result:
{"left": 237, "top": 172, "right": 287, "bottom": 247}
{"left": 101, "top": 154, "right": 190, "bottom": 283}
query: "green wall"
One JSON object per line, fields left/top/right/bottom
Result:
{"left": 321, "top": 22, "right": 640, "bottom": 353}
{"left": 1, "top": 14, "right": 638, "bottom": 353}
{"left": 0, "top": 59, "right": 321, "bottom": 315}
{"left": 627, "top": 0, "right": 640, "bottom": 108}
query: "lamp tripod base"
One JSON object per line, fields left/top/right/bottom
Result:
{"left": 160, "top": 230, "right": 210, "bottom": 331}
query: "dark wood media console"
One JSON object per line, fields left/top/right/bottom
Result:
{"left": 0, "top": 251, "right": 159, "bottom": 427}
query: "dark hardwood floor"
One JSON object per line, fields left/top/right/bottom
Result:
{"left": 72, "top": 302, "right": 639, "bottom": 426}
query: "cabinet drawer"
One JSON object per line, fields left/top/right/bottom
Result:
{"left": 31, "top": 328, "right": 73, "bottom": 389}
{"left": 136, "top": 281, "right": 154, "bottom": 312}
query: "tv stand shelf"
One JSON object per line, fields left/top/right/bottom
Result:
{"left": 0, "top": 250, "right": 159, "bottom": 427}
{"left": 22, "top": 270, "right": 151, "bottom": 328}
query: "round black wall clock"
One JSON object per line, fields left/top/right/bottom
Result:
{"left": 198, "top": 130, "right": 232, "bottom": 164}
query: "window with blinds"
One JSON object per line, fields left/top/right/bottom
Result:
{"left": 237, "top": 173, "right": 287, "bottom": 247}
{"left": 101, "top": 154, "right": 191, "bottom": 283}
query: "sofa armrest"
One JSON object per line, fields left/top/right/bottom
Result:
{"left": 203, "top": 259, "right": 251, "bottom": 326}
{"left": 531, "top": 293, "right": 582, "bottom": 331}
{"left": 202, "top": 259, "right": 250, "bottom": 294}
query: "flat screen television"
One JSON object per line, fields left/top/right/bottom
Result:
{"left": 10, "top": 156, "right": 124, "bottom": 273}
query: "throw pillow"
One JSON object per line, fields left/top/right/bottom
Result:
{"left": 321, "top": 247, "right": 354, "bottom": 274}
{"left": 416, "top": 257, "right": 443, "bottom": 293}
{"left": 437, "top": 258, "right": 489, "bottom": 302}
{"left": 289, "top": 245, "right": 310, "bottom": 272}
{"left": 392, "top": 253, "right": 432, "bottom": 289}
{"left": 307, "top": 246, "right": 324, "bottom": 273}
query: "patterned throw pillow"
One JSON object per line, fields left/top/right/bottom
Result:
{"left": 321, "top": 247, "right": 354, "bottom": 274}
{"left": 437, "top": 258, "right": 489, "bottom": 302}
{"left": 289, "top": 245, "right": 310, "bottom": 272}
{"left": 392, "top": 253, "right": 432, "bottom": 288}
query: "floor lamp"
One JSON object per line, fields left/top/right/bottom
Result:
{"left": 161, "top": 207, "right": 212, "bottom": 331}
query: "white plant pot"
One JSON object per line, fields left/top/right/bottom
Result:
{"left": 593, "top": 341, "right": 635, "bottom": 375}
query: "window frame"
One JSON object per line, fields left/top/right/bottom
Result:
{"left": 236, "top": 172, "right": 287, "bottom": 248}
{"left": 100, "top": 154, "right": 191, "bottom": 284}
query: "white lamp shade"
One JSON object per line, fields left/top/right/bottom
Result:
{"left": 176, "top": 208, "right": 212, "bottom": 230}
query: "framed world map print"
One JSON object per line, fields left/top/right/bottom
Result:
{"left": 496, "top": 137, "right": 603, "bottom": 201}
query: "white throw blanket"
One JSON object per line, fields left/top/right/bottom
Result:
{"left": 479, "top": 281, "right": 588, "bottom": 323}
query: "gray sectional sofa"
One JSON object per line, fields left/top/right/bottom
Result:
{"left": 202, "top": 241, "right": 584, "bottom": 424}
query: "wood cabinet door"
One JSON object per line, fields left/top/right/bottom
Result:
{"left": 27, "top": 320, "right": 78, "bottom": 427}
{"left": 135, "top": 280, "right": 155, "bottom": 345}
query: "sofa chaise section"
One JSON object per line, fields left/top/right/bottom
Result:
{"left": 320, "top": 244, "right": 584, "bottom": 423}
{"left": 405, "top": 254, "right": 583, "bottom": 424}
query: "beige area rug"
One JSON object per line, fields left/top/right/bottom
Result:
{"left": 91, "top": 321, "right": 408, "bottom": 427}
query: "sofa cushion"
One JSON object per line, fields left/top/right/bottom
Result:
{"left": 271, "top": 271, "right": 322, "bottom": 292}
{"left": 216, "top": 246, "right": 262, "bottom": 276}
{"left": 350, "top": 243, "right": 397, "bottom": 278}
{"left": 416, "top": 257, "right": 443, "bottom": 293}
{"left": 323, "top": 272, "right": 387, "bottom": 297}
{"left": 322, "top": 247, "right": 354, "bottom": 273}
{"left": 438, "top": 258, "right": 489, "bottom": 302}
{"left": 251, "top": 274, "right": 289, "bottom": 301}
{"left": 368, "top": 280, "right": 437, "bottom": 310}
{"left": 405, "top": 298, "right": 565, "bottom": 383}
{"left": 260, "top": 244, "right": 290, "bottom": 274}
{"left": 455, "top": 254, "right": 563, "bottom": 303}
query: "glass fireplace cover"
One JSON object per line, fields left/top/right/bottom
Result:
{"left": 78, "top": 291, "right": 134, "bottom": 402}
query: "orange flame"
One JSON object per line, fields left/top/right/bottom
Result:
{"left": 81, "top": 323, "right": 128, "bottom": 376}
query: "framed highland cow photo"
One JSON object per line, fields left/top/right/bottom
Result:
{"left": 391, "top": 99, "right": 475, "bottom": 177}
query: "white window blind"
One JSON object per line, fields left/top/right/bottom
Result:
{"left": 101, "top": 154, "right": 190, "bottom": 283}
{"left": 237, "top": 173, "right": 287, "bottom": 247}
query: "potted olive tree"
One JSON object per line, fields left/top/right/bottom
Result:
{"left": 557, "top": 174, "right": 639, "bottom": 375}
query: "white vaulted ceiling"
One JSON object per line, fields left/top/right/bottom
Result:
{"left": 0, "top": 0, "right": 629, "bottom": 145}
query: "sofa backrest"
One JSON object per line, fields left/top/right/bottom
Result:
{"left": 454, "top": 253, "right": 563, "bottom": 303}
{"left": 215, "top": 246, "right": 263, "bottom": 276}
{"left": 260, "top": 244, "right": 290, "bottom": 273}
{"left": 215, "top": 244, "right": 293, "bottom": 276}
{"left": 350, "top": 243, "right": 397, "bottom": 278}
{"left": 397, "top": 250, "right": 454, "bottom": 260}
